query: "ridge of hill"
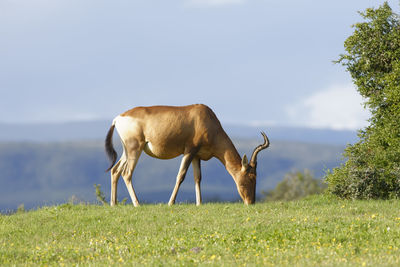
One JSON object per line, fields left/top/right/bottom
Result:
{"left": 0, "top": 139, "right": 344, "bottom": 212}
{"left": 0, "top": 121, "right": 358, "bottom": 145}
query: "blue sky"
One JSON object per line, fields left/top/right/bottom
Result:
{"left": 1, "top": 0, "right": 399, "bottom": 129}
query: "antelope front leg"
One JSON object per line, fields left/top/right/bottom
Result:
{"left": 192, "top": 157, "right": 202, "bottom": 206}
{"left": 168, "top": 153, "right": 193, "bottom": 206}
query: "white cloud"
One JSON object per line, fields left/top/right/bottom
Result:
{"left": 185, "top": 0, "right": 245, "bottom": 8}
{"left": 286, "top": 84, "right": 370, "bottom": 130}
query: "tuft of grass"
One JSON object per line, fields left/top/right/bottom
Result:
{"left": 94, "top": 184, "right": 107, "bottom": 205}
{"left": 16, "top": 204, "right": 25, "bottom": 214}
{"left": 1, "top": 195, "right": 400, "bottom": 266}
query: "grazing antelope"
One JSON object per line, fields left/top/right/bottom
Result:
{"left": 105, "top": 104, "right": 269, "bottom": 206}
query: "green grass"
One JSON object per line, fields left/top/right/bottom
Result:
{"left": 1, "top": 195, "right": 400, "bottom": 266}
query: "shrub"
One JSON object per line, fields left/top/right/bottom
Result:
{"left": 325, "top": 2, "right": 400, "bottom": 199}
{"left": 264, "top": 169, "right": 326, "bottom": 201}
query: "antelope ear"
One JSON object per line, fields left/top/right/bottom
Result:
{"left": 241, "top": 154, "right": 249, "bottom": 170}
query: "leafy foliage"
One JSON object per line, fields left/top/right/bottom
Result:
{"left": 326, "top": 2, "right": 400, "bottom": 199}
{"left": 263, "top": 169, "right": 326, "bottom": 201}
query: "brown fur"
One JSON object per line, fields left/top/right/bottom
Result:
{"left": 105, "top": 104, "right": 269, "bottom": 206}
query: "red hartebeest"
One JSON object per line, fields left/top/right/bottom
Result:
{"left": 105, "top": 104, "right": 269, "bottom": 206}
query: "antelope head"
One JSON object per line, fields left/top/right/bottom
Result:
{"left": 235, "top": 132, "right": 270, "bottom": 205}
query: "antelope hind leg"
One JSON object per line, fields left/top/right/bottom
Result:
{"left": 110, "top": 158, "right": 124, "bottom": 206}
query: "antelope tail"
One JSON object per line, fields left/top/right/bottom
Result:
{"left": 105, "top": 122, "right": 117, "bottom": 172}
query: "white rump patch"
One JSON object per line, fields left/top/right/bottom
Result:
{"left": 114, "top": 115, "right": 140, "bottom": 141}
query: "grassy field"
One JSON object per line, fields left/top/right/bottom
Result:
{"left": 1, "top": 195, "right": 400, "bottom": 266}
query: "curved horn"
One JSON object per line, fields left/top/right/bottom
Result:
{"left": 249, "top": 132, "right": 270, "bottom": 168}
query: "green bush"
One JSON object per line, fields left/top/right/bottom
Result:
{"left": 325, "top": 2, "right": 400, "bottom": 199}
{"left": 264, "top": 169, "right": 326, "bottom": 201}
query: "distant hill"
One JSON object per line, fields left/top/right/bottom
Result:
{"left": 0, "top": 139, "right": 345, "bottom": 212}
{"left": 0, "top": 120, "right": 358, "bottom": 145}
